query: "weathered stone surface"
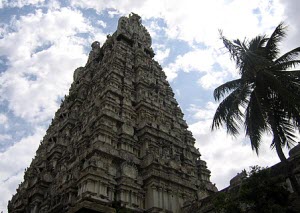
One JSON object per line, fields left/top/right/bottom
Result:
{"left": 289, "top": 142, "right": 300, "bottom": 159}
{"left": 8, "top": 13, "right": 217, "bottom": 213}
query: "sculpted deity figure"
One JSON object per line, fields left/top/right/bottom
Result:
{"left": 130, "top": 13, "right": 142, "bottom": 25}
{"left": 86, "top": 41, "right": 101, "bottom": 65}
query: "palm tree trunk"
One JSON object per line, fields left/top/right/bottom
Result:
{"left": 273, "top": 135, "right": 288, "bottom": 163}
{"left": 273, "top": 134, "right": 300, "bottom": 196}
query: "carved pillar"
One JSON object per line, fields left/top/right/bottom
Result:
{"left": 157, "top": 187, "right": 162, "bottom": 208}
{"left": 163, "top": 188, "right": 168, "bottom": 210}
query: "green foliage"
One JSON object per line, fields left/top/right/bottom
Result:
{"left": 214, "top": 192, "right": 242, "bottom": 213}
{"left": 240, "top": 166, "right": 290, "bottom": 212}
{"left": 213, "top": 23, "right": 300, "bottom": 160}
{"left": 214, "top": 166, "right": 293, "bottom": 213}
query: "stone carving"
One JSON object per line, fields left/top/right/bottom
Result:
{"left": 230, "top": 170, "right": 247, "bottom": 186}
{"left": 8, "top": 13, "right": 217, "bottom": 213}
{"left": 122, "top": 162, "right": 138, "bottom": 179}
{"left": 117, "top": 13, "right": 152, "bottom": 48}
{"left": 86, "top": 41, "right": 101, "bottom": 65}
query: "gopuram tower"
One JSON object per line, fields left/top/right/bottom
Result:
{"left": 8, "top": 13, "right": 217, "bottom": 213}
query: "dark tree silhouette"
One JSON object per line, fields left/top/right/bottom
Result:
{"left": 214, "top": 166, "right": 292, "bottom": 213}
{"left": 212, "top": 23, "right": 300, "bottom": 194}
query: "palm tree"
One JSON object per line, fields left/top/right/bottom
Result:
{"left": 212, "top": 23, "right": 300, "bottom": 194}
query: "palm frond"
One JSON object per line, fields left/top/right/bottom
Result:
{"left": 261, "top": 70, "right": 300, "bottom": 107}
{"left": 275, "top": 47, "right": 300, "bottom": 65}
{"left": 212, "top": 84, "right": 251, "bottom": 136}
{"left": 272, "top": 71, "right": 300, "bottom": 96}
{"left": 245, "top": 88, "right": 268, "bottom": 154}
{"left": 225, "top": 95, "right": 247, "bottom": 136}
{"left": 241, "top": 50, "right": 271, "bottom": 77}
{"left": 215, "top": 23, "right": 300, "bottom": 160}
{"left": 212, "top": 89, "right": 239, "bottom": 131}
{"left": 270, "top": 112, "right": 297, "bottom": 150}
{"left": 213, "top": 78, "right": 242, "bottom": 101}
{"left": 272, "top": 60, "right": 300, "bottom": 70}
{"left": 248, "top": 35, "right": 267, "bottom": 51}
{"left": 273, "top": 70, "right": 300, "bottom": 77}
{"left": 265, "top": 22, "right": 286, "bottom": 59}
{"left": 220, "top": 31, "right": 245, "bottom": 70}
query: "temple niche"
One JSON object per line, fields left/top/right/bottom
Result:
{"left": 8, "top": 13, "right": 217, "bottom": 213}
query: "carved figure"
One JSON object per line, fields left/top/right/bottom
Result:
{"left": 86, "top": 41, "right": 101, "bottom": 65}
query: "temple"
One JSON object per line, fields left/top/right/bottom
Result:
{"left": 8, "top": 13, "right": 217, "bottom": 213}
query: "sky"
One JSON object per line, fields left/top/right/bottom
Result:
{"left": 0, "top": 0, "right": 300, "bottom": 212}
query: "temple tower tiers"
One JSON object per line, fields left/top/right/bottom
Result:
{"left": 8, "top": 13, "right": 217, "bottom": 213}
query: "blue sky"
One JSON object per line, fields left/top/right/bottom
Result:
{"left": 0, "top": 0, "right": 300, "bottom": 212}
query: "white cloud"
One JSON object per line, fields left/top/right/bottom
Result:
{"left": 163, "top": 66, "right": 178, "bottom": 82}
{"left": 0, "top": 8, "right": 106, "bottom": 124}
{"left": 175, "top": 89, "right": 181, "bottom": 97}
{"left": 69, "top": 0, "right": 287, "bottom": 85}
{"left": 188, "top": 102, "right": 217, "bottom": 120}
{"left": 164, "top": 47, "right": 234, "bottom": 86}
{"left": 188, "top": 102, "right": 288, "bottom": 190}
{"left": 164, "top": 49, "right": 213, "bottom": 81}
{"left": 277, "top": 0, "right": 300, "bottom": 55}
{"left": 0, "top": 114, "right": 9, "bottom": 129}
{"left": 154, "top": 48, "right": 170, "bottom": 64}
{"left": 0, "top": 127, "right": 45, "bottom": 181}
{"left": 0, "top": 134, "right": 12, "bottom": 142}
{"left": 197, "top": 70, "right": 228, "bottom": 90}
{"left": 97, "top": 20, "right": 107, "bottom": 28}
{"left": 171, "top": 49, "right": 215, "bottom": 72}
{"left": 70, "top": 0, "right": 284, "bottom": 45}
{"left": 0, "top": 127, "right": 45, "bottom": 212}
{"left": 0, "top": 171, "right": 24, "bottom": 212}
{"left": 2, "top": 0, "right": 45, "bottom": 8}
{"left": 146, "top": 20, "right": 166, "bottom": 39}
{"left": 0, "top": 114, "right": 8, "bottom": 125}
